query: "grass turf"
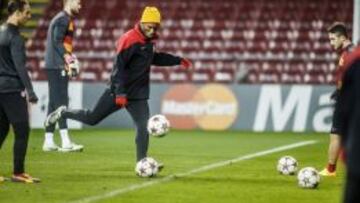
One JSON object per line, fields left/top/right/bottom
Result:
{"left": 0, "top": 129, "right": 344, "bottom": 203}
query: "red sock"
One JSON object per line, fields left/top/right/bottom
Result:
{"left": 327, "top": 163, "right": 336, "bottom": 172}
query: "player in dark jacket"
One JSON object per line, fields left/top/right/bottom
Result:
{"left": 45, "top": 7, "right": 192, "bottom": 163}
{"left": 337, "top": 44, "right": 360, "bottom": 203}
{"left": 43, "top": 0, "right": 83, "bottom": 152}
{"left": 319, "top": 22, "right": 353, "bottom": 177}
{"left": 0, "top": 0, "right": 39, "bottom": 183}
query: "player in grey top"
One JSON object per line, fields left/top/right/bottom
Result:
{"left": 42, "top": 0, "right": 83, "bottom": 152}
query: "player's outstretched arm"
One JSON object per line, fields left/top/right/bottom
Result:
{"left": 152, "top": 52, "right": 192, "bottom": 69}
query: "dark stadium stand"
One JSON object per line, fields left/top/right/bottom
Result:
{"left": 26, "top": 0, "right": 353, "bottom": 84}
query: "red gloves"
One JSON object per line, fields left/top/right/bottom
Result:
{"left": 115, "top": 95, "right": 128, "bottom": 107}
{"left": 180, "top": 58, "right": 192, "bottom": 69}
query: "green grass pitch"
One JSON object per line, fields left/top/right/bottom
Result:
{"left": 0, "top": 129, "right": 344, "bottom": 203}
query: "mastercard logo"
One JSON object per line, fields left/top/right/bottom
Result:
{"left": 161, "top": 84, "right": 238, "bottom": 130}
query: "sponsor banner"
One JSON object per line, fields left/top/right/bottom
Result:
{"left": 30, "top": 81, "right": 83, "bottom": 129}
{"left": 35, "top": 82, "right": 334, "bottom": 132}
{"left": 157, "top": 84, "right": 334, "bottom": 132}
{"left": 161, "top": 84, "right": 238, "bottom": 130}
{"left": 252, "top": 85, "right": 333, "bottom": 132}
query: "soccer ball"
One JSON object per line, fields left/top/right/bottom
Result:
{"left": 277, "top": 156, "right": 298, "bottom": 175}
{"left": 135, "top": 157, "right": 159, "bottom": 177}
{"left": 297, "top": 167, "right": 320, "bottom": 189}
{"left": 147, "top": 114, "right": 170, "bottom": 137}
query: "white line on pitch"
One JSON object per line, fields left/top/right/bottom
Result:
{"left": 70, "top": 140, "right": 318, "bottom": 203}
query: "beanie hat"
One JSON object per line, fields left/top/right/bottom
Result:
{"left": 141, "top": 6, "right": 161, "bottom": 24}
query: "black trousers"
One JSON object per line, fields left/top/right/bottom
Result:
{"left": 0, "top": 92, "right": 30, "bottom": 174}
{"left": 45, "top": 69, "right": 69, "bottom": 132}
{"left": 331, "top": 99, "right": 342, "bottom": 134}
{"left": 344, "top": 172, "right": 360, "bottom": 203}
{"left": 62, "top": 88, "right": 150, "bottom": 161}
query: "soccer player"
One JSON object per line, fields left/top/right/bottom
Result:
{"left": 0, "top": 0, "right": 40, "bottom": 183}
{"left": 337, "top": 44, "right": 360, "bottom": 203}
{"left": 43, "top": 0, "right": 83, "bottom": 152}
{"left": 319, "top": 22, "right": 353, "bottom": 177}
{"left": 45, "top": 6, "right": 192, "bottom": 162}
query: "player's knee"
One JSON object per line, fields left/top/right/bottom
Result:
{"left": 86, "top": 116, "right": 101, "bottom": 126}
{"left": 12, "top": 122, "right": 30, "bottom": 139}
{"left": 82, "top": 110, "right": 100, "bottom": 126}
{"left": 0, "top": 124, "right": 10, "bottom": 136}
{"left": 136, "top": 127, "right": 147, "bottom": 136}
{"left": 135, "top": 120, "right": 147, "bottom": 129}
{"left": 87, "top": 119, "right": 99, "bottom": 126}
{"left": 135, "top": 123, "right": 148, "bottom": 134}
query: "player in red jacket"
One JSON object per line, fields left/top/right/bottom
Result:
{"left": 45, "top": 7, "right": 192, "bottom": 164}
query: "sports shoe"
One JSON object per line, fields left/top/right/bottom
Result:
{"left": 58, "top": 143, "right": 84, "bottom": 152}
{"left": 44, "top": 106, "right": 66, "bottom": 127}
{"left": 42, "top": 142, "right": 60, "bottom": 152}
{"left": 11, "top": 173, "right": 40, "bottom": 183}
{"left": 319, "top": 168, "right": 336, "bottom": 177}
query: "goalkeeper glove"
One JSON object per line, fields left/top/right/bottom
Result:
{"left": 64, "top": 53, "right": 80, "bottom": 77}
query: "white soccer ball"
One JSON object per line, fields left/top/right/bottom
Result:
{"left": 297, "top": 167, "right": 320, "bottom": 189}
{"left": 147, "top": 114, "right": 170, "bottom": 137}
{"left": 135, "top": 157, "right": 159, "bottom": 177}
{"left": 277, "top": 156, "right": 298, "bottom": 175}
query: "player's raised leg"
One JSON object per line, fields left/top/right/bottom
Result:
{"left": 45, "top": 88, "right": 119, "bottom": 128}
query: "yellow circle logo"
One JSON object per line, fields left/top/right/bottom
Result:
{"left": 161, "top": 84, "right": 238, "bottom": 130}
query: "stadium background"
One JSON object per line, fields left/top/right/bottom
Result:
{"left": 1, "top": 1, "right": 360, "bottom": 203}
{"left": 0, "top": 0, "right": 359, "bottom": 132}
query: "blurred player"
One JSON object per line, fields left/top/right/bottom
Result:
{"left": 319, "top": 22, "right": 353, "bottom": 177}
{"left": 336, "top": 44, "right": 360, "bottom": 203}
{"left": 0, "top": 0, "right": 40, "bottom": 183}
{"left": 43, "top": 0, "right": 83, "bottom": 152}
{"left": 45, "top": 6, "right": 192, "bottom": 163}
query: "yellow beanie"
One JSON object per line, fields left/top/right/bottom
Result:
{"left": 141, "top": 7, "right": 161, "bottom": 24}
